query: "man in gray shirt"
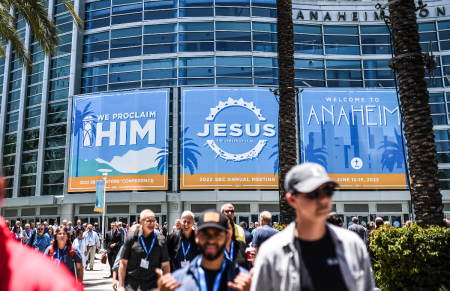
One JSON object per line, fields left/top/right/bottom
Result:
{"left": 348, "top": 217, "right": 366, "bottom": 240}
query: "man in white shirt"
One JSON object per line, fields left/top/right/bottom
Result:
{"left": 83, "top": 224, "right": 100, "bottom": 271}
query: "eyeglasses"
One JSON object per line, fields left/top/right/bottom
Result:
{"left": 143, "top": 219, "right": 156, "bottom": 224}
{"left": 37, "top": 228, "right": 44, "bottom": 231}
{"left": 302, "top": 185, "right": 335, "bottom": 200}
{"left": 223, "top": 210, "right": 235, "bottom": 214}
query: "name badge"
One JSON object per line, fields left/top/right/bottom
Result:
{"left": 34, "top": 247, "right": 40, "bottom": 251}
{"left": 181, "top": 260, "right": 190, "bottom": 267}
{"left": 140, "top": 259, "right": 149, "bottom": 269}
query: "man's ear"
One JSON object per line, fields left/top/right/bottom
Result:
{"left": 195, "top": 230, "right": 199, "bottom": 244}
{"left": 285, "top": 193, "right": 298, "bottom": 209}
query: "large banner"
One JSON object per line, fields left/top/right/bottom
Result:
{"left": 299, "top": 89, "right": 408, "bottom": 189}
{"left": 181, "top": 88, "right": 279, "bottom": 189}
{"left": 68, "top": 89, "right": 169, "bottom": 192}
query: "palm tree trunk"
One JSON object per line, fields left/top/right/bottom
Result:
{"left": 389, "top": 0, "right": 444, "bottom": 226}
{"left": 276, "top": 0, "right": 297, "bottom": 224}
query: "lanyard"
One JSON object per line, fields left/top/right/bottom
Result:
{"left": 197, "top": 258, "right": 227, "bottom": 291}
{"left": 140, "top": 235, "right": 156, "bottom": 259}
{"left": 181, "top": 241, "right": 191, "bottom": 261}
{"left": 223, "top": 241, "right": 234, "bottom": 262}
{"left": 56, "top": 246, "right": 67, "bottom": 265}
{"left": 35, "top": 235, "right": 44, "bottom": 246}
{"left": 77, "top": 238, "right": 83, "bottom": 251}
{"left": 15, "top": 233, "right": 20, "bottom": 238}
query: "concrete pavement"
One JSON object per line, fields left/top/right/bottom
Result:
{"left": 83, "top": 253, "right": 114, "bottom": 291}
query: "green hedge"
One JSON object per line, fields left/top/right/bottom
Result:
{"left": 370, "top": 224, "right": 450, "bottom": 290}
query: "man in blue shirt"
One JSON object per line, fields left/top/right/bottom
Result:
{"left": 27, "top": 225, "right": 51, "bottom": 252}
{"left": 252, "top": 211, "right": 278, "bottom": 255}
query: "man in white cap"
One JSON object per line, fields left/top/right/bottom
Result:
{"left": 251, "top": 163, "right": 374, "bottom": 291}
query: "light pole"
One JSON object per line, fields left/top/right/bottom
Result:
{"left": 98, "top": 169, "right": 112, "bottom": 249}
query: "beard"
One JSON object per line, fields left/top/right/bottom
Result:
{"left": 198, "top": 240, "right": 226, "bottom": 261}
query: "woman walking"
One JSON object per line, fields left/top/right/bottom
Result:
{"left": 72, "top": 228, "right": 88, "bottom": 270}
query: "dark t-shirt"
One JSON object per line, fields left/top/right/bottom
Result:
{"left": 175, "top": 235, "right": 194, "bottom": 269}
{"left": 296, "top": 230, "right": 348, "bottom": 291}
{"left": 203, "top": 266, "right": 228, "bottom": 291}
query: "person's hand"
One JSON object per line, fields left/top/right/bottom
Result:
{"left": 111, "top": 243, "right": 115, "bottom": 248}
{"left": 112, "top": 278, "right": 118, "bottom": 291}
{"left": 156, "top": 268, "right": 181, "bottom": 291}
{"left": 228, "top": 272, "right": 252, "bottom": 291}
{"left": 117, "top": 287, "right": 125, "bottom": 291}
{"left": 249, "top": 250, "right": 256, "bottom": 261}
{"left": 85, "top": 252, "right": 88, "bottom": 256}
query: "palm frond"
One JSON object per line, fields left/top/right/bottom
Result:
{"left": 60, "top": 0, "right": 83, "bottom": 31}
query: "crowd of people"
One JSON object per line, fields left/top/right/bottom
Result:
{"left": 1, "top": 162, "right": 381, "bottom": 290}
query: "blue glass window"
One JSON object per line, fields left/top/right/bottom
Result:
{"left": 179, "top": 32, "right": 213, "bottom": 41}
{"left": 111, "top": 27, "right": 142, "bottom": 38}
{"left": 327, "top": 70, "right": 362, "bottom": 80}
{"left": 85, "top": 8, "right": 110, "bottom": 20}
{"left": 295, "top": 59, "right": 324, "bottom": 69}
{"left": 110, "top": 47, "right": 141, "bottom": 58}
{"left": 360, "top": 25, "right": 389, "bottom": 34}
{"left": 217, "top": 78, "right": 252, "bottom": 85}
{"left": 255, "top": 78, "right": 278, "bottom": 85}
{"left": 179, "top": 67, "right": 214, "bottom": 77}
{"left": 113, "top": 0, "right": 140, "bottom": 5}
{"left": 216, "top": 0, "right": 249, "bottom": 6}
{"left": 143, "top": 44, "right": 177, "bottom": 54}
{"left": 430, "top": 104, "right": 446, "bottom": 114}
{"left": 216, "top": 67, "right": 251, "bottom": 77}
{"left": 52, "top": 55, "right": 71, "bottom": 68}
{"left": 253, "top": 42, "right": 277, "bottom": 52}
{"left": 293, "top": 24, "right": 321, "bottom": 34}
{"left": 84, "top": 32, "right": 109, "bottom": 44}
{"left": 327, "top": 80, "right": 362, "bottom": 87}
{"left": 216, "top": 57, "right": 251, "bottom": 66}
{"left": 144, "top": 24, "right": 177, "bottom": 34}
{"left": 144, "top": 10, "right": 177, "bottom": 20}
{"left": 142, "top": 69, "right": 177, "bottom": 79}
{"left": 253, "top": 32, "right": 277, "bottom": 42}
{"left": 361, "top": 45, "right": 390, "bottom": 55}
{"left": 142, "top": 79, "right": 176, "bottom": 87}
{"left": 326, "top": 60, "right": 360, "bottom": 69}
{"left": 111, "top": 37, "right": 142, "bottom": 48}
{"left": 112, "top": 13, "right": 142, "bottom": 24}
{"left": 432, "top": 116, "right": 447, "bottom": 126}
{"left": 295, "top": 80, "right": 324, "bottom": 87}
{"left": 50, "top": 78, "right": 70, "bottom": 91}
{"left": 86, "top": 0, "right": 111, "bottom": 11}
{"left": 215, "top": 8, "right": 249, "bottom": 16}
{"left": 84, "top": 41, "right": 109, "bottom": 53}
{"left": 420, "top": 32, "right": 437, "bottom": 42}
{"left": 82, "top": 75, "right": 108, "bottom": 87}
{"left": 325, "top": 46, "right": 360, "bottom": 55}
{"left": 216, "top": 32, "right": 250, "bottom": 41}
{"left": 323, "top": 26, "right": 358, "bottom": 35}
{"left": 216, "top": 22, "right": 250, "bottom": 31}
{"left": 419, "top": 22, "right": 436, "bottom": 32}
{"left": 420, "top": 42, "right": 438, "bottom": 52}
{"left": 251, "top": 8, "right": 276, "bottom": 18}
{"left": 143, "top": 59, "right": 176, "bottom": 69}
{"left": 56, "top": 44, "right": 71, "bottom": 56}
{"left": 430, "top": 93, "right": 445, "bottom": 103}
{"left": 254, "top": 67, "right": 278, "bottom": 77}
{"left": 82, "top": 65, "right": 108, "bottom": 77}
{"left": 180, "top": 0, "right": 213, "bottom": 7}
{"left": 57, "top": 22, "right": 73, "bottom": 34}
{"left": 109, "top": 71, "right": 141, "bottom": 83}
{"left": 294, "top": 34, "right": 321, "bottom": 45}
{"left": 83, "top": 51, "right": 109, "bottom": 63}
{"left": 363, "top": 70, "right": 394, "bottom": 79}
{"left": 324, "top": 35, "right": 359, "bottom": 45}
{"left": 363, "top": 59, "right": 389, "bottom": 69}
{"left": 294, "top": 45, "right": 323, "bottom": 55}
{"left": 295, "top": 69, "right": 324, "bottom": 79}
{"left": 110, "top": 61, "right": 141, "bottom": 72}
{"left": 179, "top": 78, "right": 214, "bottom": 85}
{"left": 179, "top": 42, "right": 214, "bottom": 52}
{"left": 252, "top": 0, "right": 276, "bottom": 8}
{"left": 179, "top": 22, "right": 213, "bottom": 31}
{"left": 361, "top": 35, "right": 390, "bottom": 44}
{"left": 144, "top": 0, "right": 176, "bottom": 10}
{"left": 440, "top": 41, "right": 450, "bottom": 51}
{"left": 179, "top": 8, "right": 214, "bottom": 17}
{"left": 365, "top": 80, "right": 395, "bottom": 87}
{"left": 85, "top": 18, "right": 110, "bottom": 30}
{"left": 253, "top": 22, "right": 276, "bottom": 32}
{"left": 438, "top": 20, "right": 450, "bottom": 30}
{"left": 216, "top": 42, "right": 251, "bottom": 51}
{"left": 180, "top": 57, "right": 214, "bottom": 66}
{"left": 81, "top": 86, "right": 107, "bottom": 94}
{"left": 55, "top": 14, "right": 72, "bottom": 25}
{"left": 109, "top": 82, "right": 141, "bottom": 90}
{"left": 440, "top": 31, "right": 450, "bottom": 41}
{"left": 112, "top": 3, "right": 142, "bottom": 14}
{"left": 144, "top": 34, "right": 177, "bottom": 44}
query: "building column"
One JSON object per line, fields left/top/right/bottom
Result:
{"left": 60, "top": 203, "right": 75, "bottom": 223}
{"left": 167, "top": 193, "right": 182, "bottom": 230}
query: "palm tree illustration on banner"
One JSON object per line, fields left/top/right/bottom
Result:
{"left": 155, "top": 139, "right": 169, "bottom": 175}
{"left": 378, "top": 128, "right": 405, "bottom": 172}
{"left": 304, "top": 134, "right": 328, "bottom": 169}
{"left": 72, "top": 102, "right": 96, "bottom": 177}
{"left": 181, "top": 127, "right": 202, "bottom": 175}
{"left": 269, "top": 143, "right": 279, "bottom": 175}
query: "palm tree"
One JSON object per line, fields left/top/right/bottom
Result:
{"left": 155, "top": 139, "right": 169, "bottom": 175}
{"left": 304, "top": 134, "right": 328, "bottom": 169}
{"left": 180, "top": 127, "right": 202, "bottom": 175}
{"left": 0, "top": 0, "right": 82, "bottom": 68}
{"left": 72, "top": 102, "right": 96, "bottom": 177}
{"left": 378, "top": 128, "right": 404, "bottom": 172}
{"left": 276, "top": 0, "right": 297, "bottom": 224}
{"left": 269, "top": 143, "right": 279, "bottom": 175}
{"left": 388, "top": 0, "right": 444, "bottom": 226}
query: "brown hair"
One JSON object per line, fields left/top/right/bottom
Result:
{"left": 226, "top": 216, "right": 236, "bottom": 241}
{"left": 51, "top": 226, "right": 72, "bottom": 250}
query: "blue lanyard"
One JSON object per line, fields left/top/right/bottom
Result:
{"left": 140, "top": 235, "right": 156, "bottom": 259}
{"left": 56, "top": 246, "right": 67, "bottom": 264}
{"left": 181, "top": 241, "right": 191, "bottom": 260}
{"left": 223, "top": 241, "right": 234, "bottom": 262}
{"left": 35, "top": 235, "right": 44, "bottom": 246}
{"left": 197, "top": 258, "right": 227, "bottom": 291}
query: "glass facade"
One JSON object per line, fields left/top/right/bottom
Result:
{"left": 1, "top": 0, "right": 450, "bottom": 214}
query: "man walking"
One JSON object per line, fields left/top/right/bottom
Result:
{"left": 26, "top": 224, "right": 51, "bottom": 252}
{"left": 252, "top": 211, "right": 278, "bottom": 255}
{"left": 240, "top": 221, "right": 253, "bottom": 246}
{"left": 84, "top": 224, "right": 100, "bottom": 270}
{"left": 251, "top": 163, "right": 374, "bottom": 291}
{"left": 157, "top": 209, "right": 252, "bottom": 291}
{"left": 117, "top": 221, "right": 127, "bottom": 241}
{"left": 105, "top": 222, "right": 124, "bottom": 278}
{"left": 221, "top": 203, "right": 246, "bottom": 243}
{"left": 251, "top": 222, "right": 260, "bottom": 236}
{"left": 162, "top": 222, "right": 168, "bottom": 237}
{"left": 348, "top": 217, "right": 365, "bottom": 240}
{"left": 118, "top": 209, "right": 170, "bottom": 291}
{"left": 166, "top": 211, "right": 199, "bottom": 272}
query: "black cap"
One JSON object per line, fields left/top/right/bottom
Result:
{"left": 197, "top": 209, "right": 228, "bottom": 232}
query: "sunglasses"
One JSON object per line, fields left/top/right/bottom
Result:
{"left": 223, "top": 210, "right": 235, "bottom": 214}
{"left": 302, "top": 185, "right": 335, "bottom": 200}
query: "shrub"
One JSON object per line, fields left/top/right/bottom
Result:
{"left": 370, "top": 224, "right": 450, "bottom": 290}
{"left": 273, "top": 222, "right": 288, "bottom": 231}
